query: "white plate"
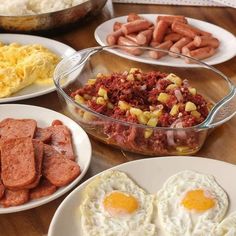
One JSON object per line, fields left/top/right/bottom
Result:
{"left": 94, "top": 14, "right": 236, "bottom": 67}
{"left": 48, "top": 156, "right": 236, "bottom": 236}
{"left": 0, "top": 104, "right": 91, "bottom": 214}
{"left": 0, "top": 34, "right": 76, "bottom": 103}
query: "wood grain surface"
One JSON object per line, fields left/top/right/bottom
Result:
{"left": 0, "top": 1, "right": 236, "bottom": 235}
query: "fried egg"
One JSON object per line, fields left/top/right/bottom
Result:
{"left": 80, "top": 170, "right": 156, "bottom": 236}
{"left": 211, "top": 211, "right": 236, "bottom": 236}
{"left": 157, "top": 170, "right": 229, "bottom": 236}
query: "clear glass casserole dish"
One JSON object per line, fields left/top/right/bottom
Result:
{"left": 54, "top": 46, "right": 236, "bottom": 156}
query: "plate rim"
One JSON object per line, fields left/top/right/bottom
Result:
{"left": 94, "top": 13, "right": 236, "bottom": 68}
{"left": 48, "top": 155, "right": 236, "bottom": 236}
{"left": 0, "top": 33, "right": 76, "bottom": 103}
{"left": 0, "top": 104, "right": 92, "bottom": 214}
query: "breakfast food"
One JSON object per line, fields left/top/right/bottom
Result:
{"left": 0, "top": 42, "right": 60, "bottom": 98}
{"left": 106, "top": 13, "right": 220, "bottom": 63}
{"left": 80, "top": 170, "right": 156, "bottom": 236}
{"left": 157, "top": 170, "right": 228, "bottom": 235}
{"left": 212, "top": 211, "right": 236, "bottom": 235}
{"left": 0, "top": 0, "right": 87, "bottom": 15}
{"left": 71, "top": 68, "right": 210, "bottom": 155}
{"left": 0, "top": 118, "right": 80, "bottom": 207}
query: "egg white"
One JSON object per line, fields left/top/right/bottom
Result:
{"left": 211, "top": 211, "right": 236, "bottom": 236}
{"left": 80, "top": 170, "right": 156, "bottom": 236}
{"left": 157, "top": 170, "right": 229, "bottom": 236}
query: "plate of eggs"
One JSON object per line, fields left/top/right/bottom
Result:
{"left": 48, "top": 156, "right": 236, "bottom": 236}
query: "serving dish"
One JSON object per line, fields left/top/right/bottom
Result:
{"left": 0, "top": 34, "right": 76, "bottom": 103}
{"left": 94, "top": 14, "right": 236, "bottom": 67}
{"left": 0, "top": 104, "right": 91, "bottom": 214}
{"left": 0, "top": 0, "right": 107, "bottom": 31}
{"left": 48, "top": 156, "right": 236, "bottom": 236}
{"left": 53, "top": 46, "right": 236, "bottom": 156}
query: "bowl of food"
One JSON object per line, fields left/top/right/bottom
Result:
{"left": 0, "top": 0, "right": 107, "bottom": 31}
{"left": 53, "top": 46, "right": 236, "bottom": 156}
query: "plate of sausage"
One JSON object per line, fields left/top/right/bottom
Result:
{"left": 0, "top": 104, "right": 91, "bottom": 214}
{"left": 94, "top": 14, "right": 236, "bottom": 67}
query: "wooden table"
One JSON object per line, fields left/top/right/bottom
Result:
{"left": 0, "top": 2, "right": 236, "bottom": 235}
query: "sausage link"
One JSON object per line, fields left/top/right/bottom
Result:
{"left": 153, "top": 20, "right": 169, "bottom": 43}
{"left": 106, "top": 29, "right": 124, "bottom": 45}
{"left": 121, "top": 20, "right": 153, "bottom": 35}
{"left": 127, "top": 13, "right": 143, "bottom": 22}
{"left": 157, "top": 15, "right": 188, "bottom": 25}
{"left": 182, "top": 41, "right": 197, "bottom": 55}
{"left": 149, "top": 40, "right": 173, "bottom": 59}
{"left": 193, "top": 36, "right": 220, "bottom": 48}
{"left": 172, "top": 21, "right": 198, "bottom": 39}
{"left": 169, "top": 37, "right": 192, "bottom": 57}
{"left": 136, "top": 28, "right": 153, "bottom": 45}
{"left": 164, "top": 33, "right": 182, "bottom": 42}
{"left": 113, "top": 22, "right": 123, "bottom": 31}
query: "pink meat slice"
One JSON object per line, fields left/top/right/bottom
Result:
{"left": 34, "top": 127, "right": 52, "bottom": 143}
{"left": 0, "top": 189, "right": 29, "bottom": 207}
{"left": 24, "top": 140, "right": 44, "bottom": 189}
{"left": 30, "top": 178, "right": 57, "bottom": 200}
{"left": 0, "top": 118, "right": 37, "bottom": 140}
{"left": 42, "top": 144, "right": 80, "bottom": 187}
{"left": 47, "top": 125, "right": 75, "bottom": 160}
{"left": 1, "top": 137, "right": 36, "bottom": 189}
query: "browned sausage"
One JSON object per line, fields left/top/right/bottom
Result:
{"left": 42, "top": 144, "right": 80, "bottom": 187}
{"left": 157, "top": 15, "right": 188, "bottom": 25}
{"left": 149, "top": 40, "right": 173, "bottom": 59}
{"left": 106, "top": 29, "right": 124, "bottom": 46}
{"left": 0, "top": 189, "right": 29, "bottom": 207}
{"left": 121, "top": 20, "right": 153, "bottom": 35}
{"left": 150, "top": 41, "right": 160, "bottom": 47}
{"left": 30, "top": 178, "right": 57, "bottom": 200}
{"left": 125, "top": 34, "right": 139, "bottom": 44}
{"left": 136, "top": 28, "right": 153, "bottom": 45}
{"left": 1, "top": 138, "right": 36, "bottom": 189}
{"left": 127, "top": 13, "right": 143, "bottom": 22}
{"left": 24, "top": 140, "right": 44, "bottom": 189}
{"left": 153, "top": 20, "right": 169, "bottom": 43}
{"left": 185, "top": 46, "right": 216, "bottom": 63}
{"left": 47, "top": 125, "right": 75, "bottom": 161}
{"left": 169, "top": 37, "right": 192, "bottom": 57}
{"left": 164, "top": 33, "right": 182, "bottom": 42}
{"left": 182, "top": 41, "right": 197, "bottom": 55}
{"left": 113, "top": 22, "right": 123, "bottom": 31}
{"left": 117, "top": 36, "right": 143, "bottom": 56}
{"left": 172, "top": 21, "right": 198, "bottom": 39}
{"left": 193, "top": 36, "right": 220, "bottom": 48}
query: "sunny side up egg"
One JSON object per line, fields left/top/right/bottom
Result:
{"left": 157, "top": 170, "right": 229, "bottom": 236}
{"left": 211, "top": 211, "right": 236, "bottom": 236}
{"left": 80, "top": 170, "right": 156, "bottom": 236}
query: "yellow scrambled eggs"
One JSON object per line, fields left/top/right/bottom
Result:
{"left": 0, "top": 42, "right": 60, "bottom": 98}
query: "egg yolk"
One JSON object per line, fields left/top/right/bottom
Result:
{"left": 181, "top": 189, "right": 215, "bottom": 212}
{"left": 103, "top": 191, "right": 139, "bottom": 217}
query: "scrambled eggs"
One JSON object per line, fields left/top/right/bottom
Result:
{"left": 0, "top": 42, "right": 60, "bottom": 98}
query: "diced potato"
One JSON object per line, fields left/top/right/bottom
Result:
{"left": 127, "top": 74, "right": 135, "bottom": 81}
{"left": 188, "top": 87, "right": 197, "bottom": 95}
{"left": 75, "top": 95, "right": 85, "bottom": 104}
{"left": 129, "top": 68, "right": 142, "bottom": 74}
{"left": 176, "top": 146, "right": 190, "bottom": 153}
{"left": 185, "top": 101, "right": 197, "bottom": 112}
{"left": 137, "top": 113, "right": 148, "bottom": 125}
{"left": 83, "top": 111, "right": 95, "bottom": 122}
{"left": 96, "top": 73, "right": 103, "bottom": 78}
{"left": 130, "top": 107, "right": 143, "bottom": 117}
{"left": 151, "top": 109, "right": 162, "bottom": 118}
{"left": 87, "top": 79, "right": 96, "bottom": 85}
{"left": 144, "top": 129, "right": 153, "bottom": 138}
{"left": 157, "top": 93, "right": 170, "bottom": 104}
{"left": 98, "top": 87, "right": 108, "bottom": 100}
{"left": 166, "top": 84, "right": 178, "bottom": 90}
{"left": 143, "top": 111, "right": 151, "bottom": 119}
{"left": 191, "top": 110, "right": 201, "bottom": 119}
{"left": 166, "top": 73, "right": 182, "bottom": 86}
{"left": 147, "top": 117, "right": 158, "bottom": 127}
{"left": 118, "top": 101, "right": 130, "bottom": 110}
{"left": 96, "top": 97, "right": 106, "bottom": 105}
{"left": 136, "top": 73, "right": 142, "bottom": 80}
{"left": 170, "top": 104, "right": 179, "bottom": 116}
{"left": 107, "top": 102, "right": 114, "bottom": 109}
